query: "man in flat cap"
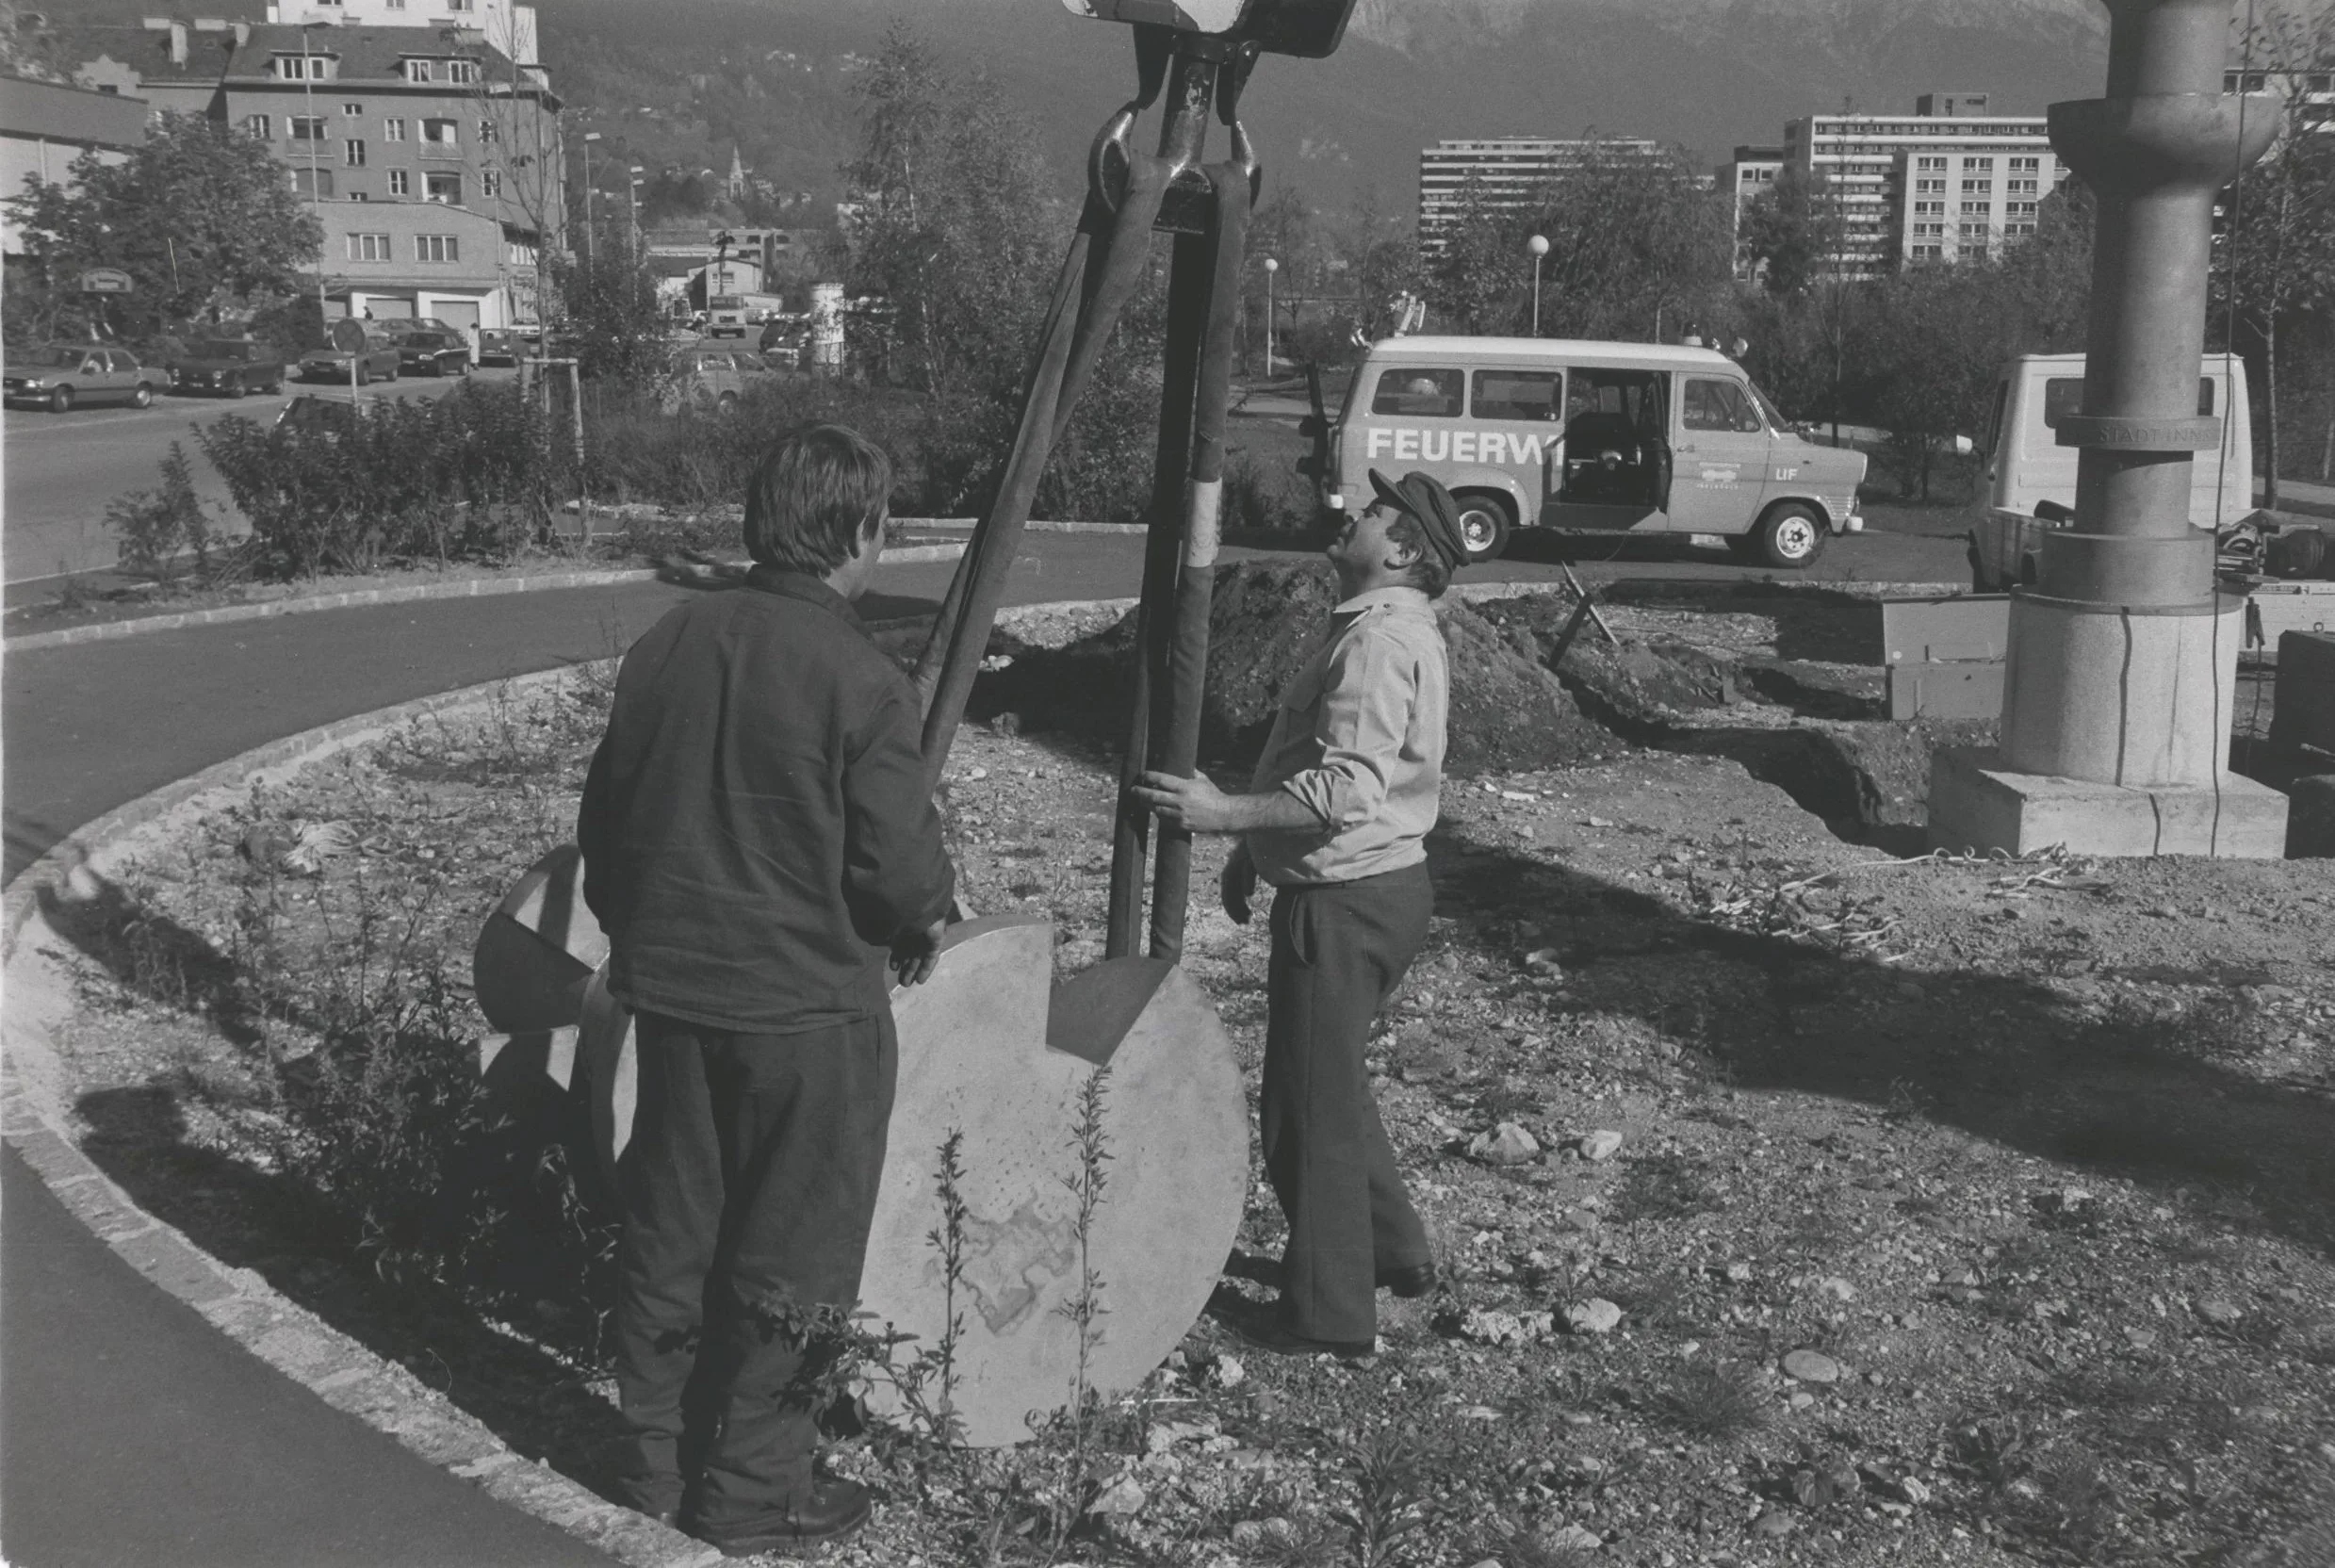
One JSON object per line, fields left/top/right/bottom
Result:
{"left": 1134, "top": 468, "right": 1467, "bottom": 1355}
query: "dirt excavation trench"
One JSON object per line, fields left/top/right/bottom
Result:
{"left": 969, "top": 561, "right": 1996, "bottom": 849}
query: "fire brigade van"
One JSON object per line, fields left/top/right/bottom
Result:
{"left": 1302, "top": 335, "right": 1868, "bottom": 568}
{"left": 1968, "top": 351, "right": 2253, "bottom": 591}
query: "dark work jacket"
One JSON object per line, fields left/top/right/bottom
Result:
{"left": 578, "top": 567, "right": 955, "bottom": 1034}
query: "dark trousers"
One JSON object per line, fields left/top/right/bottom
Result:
{"left": 1261, "top": 860, "right": 1434, "bottom": 1343}
{"left": 611, "top": 1008, "right": 896, "bottom": 1531}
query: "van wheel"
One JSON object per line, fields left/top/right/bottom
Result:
{"left": 1452, "top": 491, "right": 1513, "bottom": 564}
{"left": 48, "top": 385, "right": 73, "bottom": 414}
{"left": 1747, "top": 502, "right": 1826, "bottom": 569}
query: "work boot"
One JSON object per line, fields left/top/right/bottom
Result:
{"left": 1376, "top": 1262, "right": 1439, "bottom": 1298}
{"left": 696, "top": 1478, "right": 874, "bottom": 1558}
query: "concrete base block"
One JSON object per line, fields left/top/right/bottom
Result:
{"left": 1929, "top": 745, "right": 2290, "bottom": 858}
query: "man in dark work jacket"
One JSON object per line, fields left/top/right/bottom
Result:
{"left": 579, "top": 424, "right": 954, "bottom": 1557}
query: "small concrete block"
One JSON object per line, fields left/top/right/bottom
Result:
{"left": 111, "top": 1226, "right": 237, "bottom": 1304}
{"left": 2288, "top": 776, "right": 2335, "bottom": 858}
{"left": 253, "top": 1323, "right": 352, "bottom": 1383}
{"left": 1929, "top": 746, "right": 2289, "bottom": 858}
{"left": 315, "top": 1370, "right": 403, "bottom": 1420}
{"left": 388, "top": 1411, "right": 507, "bottom": 1470}
{"left": 7, "top": 1125, "right": 88, "bottom": 1181}
{"left": 197, "top": 1296, "right": 283, "bottom": 1339}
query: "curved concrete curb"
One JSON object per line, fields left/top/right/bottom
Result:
{"left": 0, "top": 589, "right": 1161, "bottom": 1566}
{"left": 4, "top": 544, "right": 970, "bottom": 655}
{"left": 1, "top": 665, "right": 725, "bottom": 1568}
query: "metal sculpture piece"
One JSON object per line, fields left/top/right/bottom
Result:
{"left": 477, "top": 4, "right": 1359, "bottom": 1447}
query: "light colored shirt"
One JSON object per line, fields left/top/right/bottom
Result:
{"left": 1244, "top": 585, "right": 1448, "bottom": 887}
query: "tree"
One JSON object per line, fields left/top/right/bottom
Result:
{"left": 2211, "top": 5, "right": 2335, "bottom": 507}
{"left": 1739, "top": 165, "right": 1843, "bottom": 297}
{"left": 1426, "top": 143, "right": 1733, "bottom": 343}
{"left": 6, "top": 113, "right": 322, "bottom": 335}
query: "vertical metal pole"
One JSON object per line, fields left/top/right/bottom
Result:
{"left": 1104, "top": 48, "right": 1217, "bottom": 960}
{"left": 1148, "top": 163, "right": 1250, "bottom": 962}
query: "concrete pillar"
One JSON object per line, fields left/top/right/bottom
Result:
{"left": 1932, "top": 0, "right": 2290, "bottom": 858}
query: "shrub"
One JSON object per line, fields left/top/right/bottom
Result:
{"left": 106, "top": 442, "right": 231, "bottom": 586}
{"left": 195, "top": 382, "right": 561, "bottom": 578}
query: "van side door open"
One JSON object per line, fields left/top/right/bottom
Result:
{"left": 1548, "top": 368, "right": 1671, "bottom": 530}
{"left": 1468, "top": 367, "right": 1563, "bottom": 517}
{"left": 1667, "top": 374, "right": 1773, "bottom": 534}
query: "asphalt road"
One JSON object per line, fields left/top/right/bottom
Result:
{"left": 2, "top": 368, "right": 514, "bottom": 590}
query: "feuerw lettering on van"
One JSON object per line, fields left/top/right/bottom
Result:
{"left": 1364, "top": 426, "right": 1555, "bottom": 465}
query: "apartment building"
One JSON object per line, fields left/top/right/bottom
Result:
{"left": 266, "top": 0, "right": 540, "bottom": 72}
{"left": 66, "top": 16, "right": 560, "bottom": 330}
{"left": 1416, "top": 136, "right": 1665, "bottom": 254}
{"left": 1781, "top": 92, "right": 2065, "bottom": 276}
{"left": 0, "top": 76, "right": 149, "bottom": 256}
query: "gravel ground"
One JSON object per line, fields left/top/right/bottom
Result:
{"left": 37, "top": 664, "right": 2335, "bottom": 1568}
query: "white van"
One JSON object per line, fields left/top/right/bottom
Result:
{"left": 1968, "top": 351, "right": 2252, "bottom": 590}
{"left": 1306, "top": 335, "right": 1868, "bottom": 568}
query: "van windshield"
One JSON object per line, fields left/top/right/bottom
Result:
{"left": 1744, "top": 379, "right": 1791, "bottom": 431}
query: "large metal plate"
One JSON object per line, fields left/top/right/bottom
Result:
{"left": 485, "top": 856, "right": 1249, "bottom": 1447}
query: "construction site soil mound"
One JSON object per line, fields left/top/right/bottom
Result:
{"left": 972, "top": 561, "right": 1610, "bottom": 775}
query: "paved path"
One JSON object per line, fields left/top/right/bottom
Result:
{"left": 0, "top": 1145, "right": 618, "bottom": 1568}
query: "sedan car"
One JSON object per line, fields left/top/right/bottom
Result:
{"left": 476, "top": 327, "right": 531, "bottom": 367}
{"left": 4, "top": 344, "right": 167, "bottom": 411}
{"left": 397, "top": 330, "right": 472, "bottom": 377}
{"left": 670, "top": 346, "right": 775, "bottom": 411}
{"left": 297, "top": 335, "right": 402, "bottom": 385}
{"left": 171, "top": 338, "right": 287, "bottom": 398}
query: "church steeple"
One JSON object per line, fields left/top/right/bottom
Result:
{"left": 726, "top": 145, "right": 746, "bottom": 200}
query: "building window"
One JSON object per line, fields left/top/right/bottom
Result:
{"left": 477, "top": 118, "right": 498, "bottom": 142}
{"left": 2009, "top": 155, "right": 2039, "bottom": 172}
{"left": 384, "top": 118, "right": 406, "bottom": 141}
{"left": 1916, "top": 155, "right": 1946, "bottom": 172}
{"left": 448, "top": 0, "right": 474, "bottom": 8}
{"left": 351, "top": 191, "right": 367, "bottom": 202}
{"left": 403, "top": 58, "right": 434, "bottom": 83}
{"left": 292, "top": 168, "right": 334, "bottom": 198}
{"left": 1916, "top": 177, "right": 1945, "bottom": 194}
{"left": 1962, "top": 178, "right": 1991, "bottom": 194}
{"left": 1914, "top": 200, "right": 1944, "bottom": 216}
{"left": 421, "top": 118, "right": 458, "bottom": 148}
{"left": 1912, "top": 221, "right": 1944, "bottom": 237}
{"left": 342, "top": 140, "right": 364, "bottom": 167}
{"left": 480, "top": 170, "right": 502, "bottom": 197}
{"left": 2008, "top": 201, "right": 2039, "bottom": 217}
{"left": 425, "top": 172, "right": 462, "bottom": 204}
{"left": 290, "top": 116, "right": 327, "bottom": 140}
{"left": 416, "top": 235, "right": 460, "bottom": 263}
{"left": 1968, "top": 156, "right": 1996, "bottom": 172}
{"left": 1961, "top": 201, "right": 1990, "bottom": 217}
{"left": 347, "top": 233, "right": 393, "bottom": 262}
{"left": 2006, "top": 222, "right": 2036, "bottom": 237}
{"left": 342, "top": 102, "right": 363, "bottom": 115}
{"left": 2008, "top": 177, "right": 2038, "bottom": 195}
{"left": 241, "top": 113, "right": 270, "bottom": 139}
{"left": 387, "top": 170, "right": 410, "bottom": 196}
{"left": 447, "top": 60, "right": 479, "bottom": 85}
{"left": 275, "top": 54, "right": 333, "bottom": 79}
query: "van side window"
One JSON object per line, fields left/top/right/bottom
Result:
{"left": 2047, "top": 376, "right": 2215, "bottom": 425}
{"left": 1682, "top": 378, "right": 1763, "bottom": 433}
{"left": 1472, "top": 369, "right": 1561, "bottom": 421}
{"left": 1370, "top": 368, "right": 1462, "bottom": 418}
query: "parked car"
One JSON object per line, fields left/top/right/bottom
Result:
{"left": 171, "top": 338, "right": 288, "bottom": 398}
{"left": 275, "top": 393, "right": 377, "bottom": 435}
{"left": 669, "top": 346, "right": 775, "bottom": 411}
{"left": 397, "top": 330, "right": 472, "bottom": 377}
{"left": 477, "top": 327, "right": 530, "bottom": 366}
{"left": 4, "top": 343, "right": 168, "bottom": 412}
{"left": 298, "top": 334, "right": 402, "bottom": 385}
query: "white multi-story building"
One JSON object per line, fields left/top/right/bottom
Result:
{"left": 1416, "top": 136, "right": 1664, "bottom": 254}
{"left": 1782, "top": 93, "right": 2066, "bottom": 276}
{"left": 266, "top": 0, "right": 539, "bottom": 71}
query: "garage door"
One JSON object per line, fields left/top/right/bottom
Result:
{"left": 432, "top": 299, "right": 482, "bottom": 331}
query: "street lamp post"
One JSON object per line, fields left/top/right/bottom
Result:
{"left": 1261, "top": 256, "right": 1277, "bottom": 377}
{"left": 628, "top": 165, "right": 643, "bottom": 263}
{"left": 1527, "top": 234, "right": 1548, "bottom": 336}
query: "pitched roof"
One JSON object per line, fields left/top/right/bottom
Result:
{"left": 42, "top": 20, "right": 536, "bottom": 90}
